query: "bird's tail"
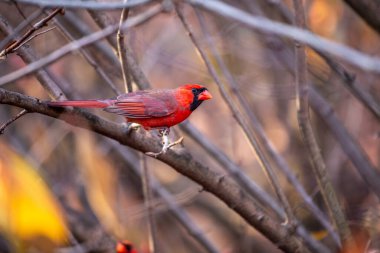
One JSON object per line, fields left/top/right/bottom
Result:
{"left": 47, "top": 100, "right": 110, "bottom": 108}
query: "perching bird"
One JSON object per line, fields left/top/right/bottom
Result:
{"left": 116, "top": 241, "right": 138, "bottom": 253}
{"left": 47, "top": 84, "right": 212, "bottom": 155}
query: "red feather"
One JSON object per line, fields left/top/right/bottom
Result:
{"left": 47, "top": 84, "right": 212, "bottom": 130}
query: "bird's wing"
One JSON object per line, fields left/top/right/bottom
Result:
{"left": 104, "top": 90, "right": 178, "bottom": 118}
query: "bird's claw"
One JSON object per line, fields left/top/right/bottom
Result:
{"left": 123, "top": 122, "right": 141, "bottom": 134}
{"left": 145, "top": 137, "right": 184, "bottom": 158}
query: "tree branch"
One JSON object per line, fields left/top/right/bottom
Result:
{"left": 292, "top": 0, "right": 352, "bottom": 246}
{"left": 0, "top": 8, "right": 64, "bottom": 58}
{"left": 11, "top": 0, "right": 152, "bottom": 10}
{"left": 175, "top": 3, "right": 296, "bottom": 226}
{"left": 343, "top": 0, "right": 380, "bottom": 35}
{"left": 117, "top": 1, "right": 133, "bottom": 93}
{"left": 0, "top": 5, "right": 163, "bottom": 87}
{"left": 0, "top": 87, "right": 310, "bottom": 253}
{"left": 187, "top": 0, "right": 380, "bottom": 73}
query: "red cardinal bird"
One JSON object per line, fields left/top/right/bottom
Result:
{"left": 47, "top": 84, "right": 212, "bottom": 155}
{"left": 116, "top": 241, "right": 138, "bottom": 253}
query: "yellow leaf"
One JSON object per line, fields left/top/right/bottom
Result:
{"left": 0, "top": 144, "right": 67, "bottom": 244}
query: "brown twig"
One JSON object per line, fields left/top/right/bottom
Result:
{"left": 292, "top": 0, "right": 352, "bottom": 246}
{"left": 0, "top": 15, "right": 65, "bottom": 99}
{"left": 0, "top": 8, "right": 64, "bottom": 58}
{"left": 343, "top": 0, "right": 380, "bottom": 35}
{"left": 223, "top": 0, "right": 380, "bottom": 207}
{"left": 108, "top": 140, "right": 219, "bottom": 253}
{"left": 88, "top": 10, "right": 151, "bottom": 90}
{"left": 309, "top": 87, "right": 380, "bottom": 201}
{"left": 0, "top": 87, "right": 311, "bottom": 253}
{"left": 193, "top": 8, "right": 340, "bottom": 247}
{"left": 54, "top": 17, "right": 121, "bottom": 95}
{"left": 262, "top": 0, "right": 380, "bottom": 120}
{"left": 186, "top": 0, "right": 380, "bottom": 73}
{"left": 175, "top": 3, "right": 296, "bottom": 227}
{"left": 0, "top": 109, "right": 28, "bottom": 134}
{"left": 117, "top": 0, "right": 133, "bottom": 93}
{"left": 0, "top": 5, "right": 163, "bottom": 87}
{"left": 14, "top": 0, "right": 152, "bottom": 10}
{"left": 0, "top": 9, "right": 43, "bottom": 51}
{"left": 13, "top": 26, "right": 57, "bottom": 51}
{"left": 179, "top": 123, "right": 330, "bottom": 253}
{"left": 141, "top": 156, "right": 159, "bottom": 253}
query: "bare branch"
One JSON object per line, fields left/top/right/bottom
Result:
{"left": 0, "top": 9, "right": 42, "bottom": 51}
{"left": 0, "top": 8, "right": 64, "bottom": 58}
{"left": 0, "top": 15, "right": 65, "bottom": 99}
{"left": 309, "top": 88, "right": 380, "bottom": 200}
{"left": 246, "top": 0, "right": 380, "bottom": 218}
{"left": 175, "top": 3, "right": 296, "bottom": 226}
{"left": 292, "top": 0, "right": 352, "bottom": 246}
{"left": 0, "top": 5, "right": 163, "bottom": 87}
{"left": 88, "top": 10, "right": 151, "bottom": 90}
{"left": 141, "top": 156, "right": 159, "bottom": 253}
{"left": 343, "top": 0, "right": 380, "bottom": 35}
{"left": 11, "top": 0, "right": 152, "bottom": 10}
{"left": 0, "top": 87, "right": 311, "bottom": 253}
{"left": 108, "top": 140, "right": 219, "bottom": 253}
{"left": 117, "top": 0, "right": 133, "bottom": 93}
{"left": 193, "top": 8, "right": 340, "bottom": 247}
{"left": 0, "top": 109, "right": 28, "bottom": 134}
{"left": 179, "top": 124, "right": 330, "bottom": 253}
{"left": 261, "top": 0, "right": 380, "bottom": 121}
{"left": 187, "top": 0, "right": 380, "bottom": 73}
{"left": 54, "top": 17, "right": 121, "bottom": 95}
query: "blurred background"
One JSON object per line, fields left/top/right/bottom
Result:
{"left": 0, "top": 0, "right": 379, "bottom": 252}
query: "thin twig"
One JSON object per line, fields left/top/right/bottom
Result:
{"left": 88, "top": 10, "right": 151, "bottom": 90}
{"left": 194, "top": 8, "right": 340, "bottom": 247}
{"left": 62, "top": 11, "right": 120, "bottom": 71}
{"left": 14, "top": 0, "right": 152, "bottom": 10}
{"left": 0, "top": 88, "right": 311, "bottom": 253}
{"left": 262, "top": 0, "right": 380, "bottom": 120}
{"left": 117, "top": 0, "right": 133, "bottom": 93}
{"left": 107, "top": 140, "right": 219, "bottom": 253}
{"left": 141, "top": 156, "right": 159, "bottom": 253}
{"left": 255, "top": 0, "right": 380, "bottom": 204}
{"left": 187, "top": 0, "right": 380, "bottom": 73}
{"left": 0, "top": 109, "right": 28, "bottom": 134}
{"left": 175, "top": 4, "right": 296, "bottom": 226}
{"left": 0, "top": 9, "right": 43, "bottom": 52}
{"left": 309, "top": 87, "right": 380, "bottom": 201}
{"left": 180, "top": 122, "right": 330, "bottom": 253}
{"left": 13, "top": 26, "right": 56, "bottom": 51}
{"left": 0, "top": 5, "right": 163, "bottom": 87}
{"left": 0, "top": 8, "right": 64, "bottom": 58}
{"left": 11, "top": 0, "right": 29, "bottom": 20}
{"left": 292, "top": 0, "right": 352, "bottom": 246}
{"left": 54, "top": 17, "right": 120, "bottom": 95}
{"left": 0, "top": 15, "right": 65, "bottom": 99}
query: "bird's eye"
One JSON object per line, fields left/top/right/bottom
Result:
{"left": 191, "top": 88, "right": 197, "bottom": 93}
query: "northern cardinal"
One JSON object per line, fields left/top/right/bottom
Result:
{"left": 116, "top": 241, "right": 138, "bottom": 253}
{"left": 47, "top": 84, "right": 212, "bottom": 155}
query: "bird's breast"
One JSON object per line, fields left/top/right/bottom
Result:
{"left": 127, "top": 107, "right": 192, "bottom": 129}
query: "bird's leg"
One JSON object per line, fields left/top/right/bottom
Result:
{"left": 123, "top": 122, "right": 141, "bottom": 134}
{"left": 146, "top": 128, "right": 184, "bottom": 158}
{"left": 161, "top": 128, "right": 171, "bottom": 153}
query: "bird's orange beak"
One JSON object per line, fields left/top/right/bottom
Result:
{"left": 198, "top": 90, "right": 212, "bottom": 101}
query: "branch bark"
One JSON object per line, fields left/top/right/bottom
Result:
{"left": 0, "top": 5, "right": 162, "bottom": 87}
{"left": 187, "top": 0, "right": 380, "bottom": 73}
{"left": 0, "top": 88, "right": 310, "bottom": 253}
{"left": 292, "top": 0, "right": 352, "bottom": 246}
{"left": 343, "top": 0, "right": 380, "bottom": 35}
